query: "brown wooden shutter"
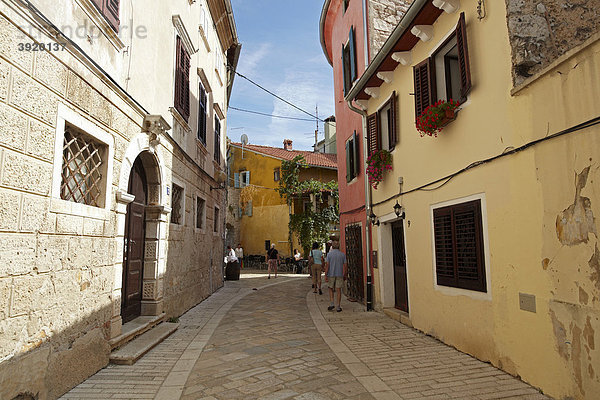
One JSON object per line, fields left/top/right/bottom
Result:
{"left": 433, "top": 200, "right": 486, "bottom": 292}
{"left": 104, "top": 0, "right": 120, "bottom": 31}
{"left": 433, "top": 206, "right": 455, "bottom": 287}
{"left": 174, "top": 37, "right": 190, "bottom": 122}
{"left": 413, "top": 58, "right": 434, "bottom": 119}
{"left": 389, "top": 91, "right": 397, "bottom": 148}
{"left": 456, "top": 12, "right": 472, "bottom": 100}
{"left": 366, "top": 113, "right": 379, "bottom": 157}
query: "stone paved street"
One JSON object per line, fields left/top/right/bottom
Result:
{"left": 62, "top": 272, "right": 551, "bottom": 399}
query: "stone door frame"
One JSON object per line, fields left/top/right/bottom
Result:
{"left": 110, "top": 117, "right": 171, "bottom": 338}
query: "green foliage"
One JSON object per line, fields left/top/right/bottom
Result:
{"left": 277, "top": 155, "right": 339, "bottom": 255}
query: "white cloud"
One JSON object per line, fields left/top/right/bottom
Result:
{"left": 236, "top": 42, "right": 272, "bottom": 75}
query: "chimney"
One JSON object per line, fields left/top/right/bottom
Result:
{"left": 283, "top": 139, "right": 293, "bottom": 151}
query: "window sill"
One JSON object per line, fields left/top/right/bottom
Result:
{"left": 75, "top": 0, "right": 125, "bottom": 51}
{"left": 169, "top": 107, "right": 192, "bottom": 134}
{"left": 50, "top": 197, "right": 110, "bottom": 220}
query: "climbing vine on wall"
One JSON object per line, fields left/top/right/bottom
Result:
{"left": 277, "top": 155, "right": 339, "bottom": 255}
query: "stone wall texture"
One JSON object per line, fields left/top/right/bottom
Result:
{"left": 368, "top": 0, "right": 413, "bottom": 61}
{"left": 0, "top": 3, "right": 225, "bottom": 399}
{"left": 505, "top": 0, "right": 600, "bottom": 86}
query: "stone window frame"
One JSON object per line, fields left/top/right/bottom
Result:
{"left": 194, "top": 192, "right": 207, "bottom": 233}
{"left": 429, "top": 193, "right": 492, "bottom": 301}
{"left": 169, "top": 176, "right": 186, "bottom": 227}
{"left": 74, "top": 0, "right": 125, "bottom": 51}
{"left": 213, "top": 204, "right": 220, "bottom": 235}
{"left": 50, "top": 103, "right": 114, "bottom": 220}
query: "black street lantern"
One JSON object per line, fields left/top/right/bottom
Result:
{"left": 394, "top": 201, "right": 405, "bottom": 219}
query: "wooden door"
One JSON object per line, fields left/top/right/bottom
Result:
{"left": 121, "top": 157, "right": 147, "bottom": 323}
{"left": 391, "top": 220, "right": 408, "bottom": 312}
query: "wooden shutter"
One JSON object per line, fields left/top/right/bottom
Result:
{"left": 345, "top": 141, "right": 351, "bottom": 182}
{"left": 234, "top": 173, "right": 240, "bottom": 188}
{"left": 389, "top": 92, "right": 397, "bottom": 148}
{"left": 413, "top": 58, "right": 434, "bottom": 119}
{"left": 349, "top": 27, "right": 357, "bottom": 82}
{"left": 105, "top": 0, "right": 120, "bottom": 31}
{"left": 245, "top": 171, "right": 250, "bottom": 186}
{"left": 366, "top": 113, "right": 379, "bottom": 156}
{"left": 352, "top": 130, "right": 360, "bottom": 178}
{"left": 214, "top": 116, "right": 221, "bottom": 162}
{"left": 456, "top": 12, "right": 472, "bottom": 100}
{"left": 342, "top": 44, "right": 348, "bottom": 96}
{"left": 174, "top": 37, "right": 190, "bottom": 121}
{"left": 198, "top": 84, "right": 207, "bottom": 143}
{"left": 433, "top": 200, "right": 486, "bottom": 292}
{"left": 246, "top": 200, "right": 253, "bottom": 216}
{"left": 433, "top": 206, "right": 455, "bottom": 287}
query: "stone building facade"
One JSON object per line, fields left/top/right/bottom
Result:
{"left": 0, "top": 0, "right": 239, "bottom": 398}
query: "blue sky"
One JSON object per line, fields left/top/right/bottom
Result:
{"left": 227, "top": 0, "right": 334, "bottom": 151}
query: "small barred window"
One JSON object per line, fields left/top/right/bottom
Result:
{"left": 61, "top": 125, "right": 106, "bottom": 207}
{"left": 171, "top": 184, "right": 184, "bottom": 224}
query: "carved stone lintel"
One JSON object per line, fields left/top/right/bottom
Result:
{"left": 116, "top": 189, "right": 135, "bottom": 204}
{"left": 143, "top": 115, "right": 171, "bottom": 150}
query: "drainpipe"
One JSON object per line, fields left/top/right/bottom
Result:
{"left": 347, "top": 100, "right": 373, "bottom": 311}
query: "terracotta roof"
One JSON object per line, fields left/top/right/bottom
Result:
{"left": 230, "top": 143, "right": 337, "bottom": 169}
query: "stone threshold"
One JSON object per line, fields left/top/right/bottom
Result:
{"left": 382, "top": 307, "right": 413, "bottom": 328}
{"left": 110, "top": 322, "right": 179, "bottom": 365}
{"left": 109, "top": 313, "right": 166, "bottom": 350}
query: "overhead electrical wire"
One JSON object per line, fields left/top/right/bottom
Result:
{"left": 370, "top": 114, "right": 600, "bottom": 209}
{"left": 229, "top": 106, "right": 316, "bottom": 121}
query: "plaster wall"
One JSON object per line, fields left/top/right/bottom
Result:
{"left": 361, "top": 1, "right": 599, "bottom": 398}
{"left": 0, "top": 1, "right": 228, "bottom": 398}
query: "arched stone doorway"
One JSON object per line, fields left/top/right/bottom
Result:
{"left": 111, "top": 124, "right": 170, "bottom": 339}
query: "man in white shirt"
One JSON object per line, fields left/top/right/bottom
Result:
{"left": 235, "top": 244, "right": 244, "bottom": 268}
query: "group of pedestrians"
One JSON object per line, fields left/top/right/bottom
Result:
{"left": 308, "top": 240, "right": 347, "bottom": 312}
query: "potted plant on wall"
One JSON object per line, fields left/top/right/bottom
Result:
{"left": 416, "top": 99, "right": 460, "bottom": 137}
{"left": 366, "top": 149, "right": 392, "bottom": 189}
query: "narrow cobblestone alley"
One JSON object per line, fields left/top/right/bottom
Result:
{"left": 62, "top": 272, "right": 550, "bottom": 399}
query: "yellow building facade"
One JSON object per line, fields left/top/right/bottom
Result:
{"left": 227, "top": 142, "right": 337, "bottom": 258}
{"left": 345, "top": 1, "right": 600, "bottom": 399}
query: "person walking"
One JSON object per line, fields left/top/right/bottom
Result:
{"left": 293, "top": 249, "right": 302, "bottom": 274}
{"left": 235, "top": 243, "right": 244, "bottom": 269}
{"left": 308, "top": 242, "right": 324, "bottom": 294}
{"left": 323, "top": 240, "right": 347, "bottom": 312}
{"left": 266, "top": 243, "right": 278, "bottom": 279}
{"left": 225, "top": 245, "right": 239, "bottom": 280}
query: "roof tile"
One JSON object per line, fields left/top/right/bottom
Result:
{"left": 231, "top": 143, "right": 337, "bottom": 169}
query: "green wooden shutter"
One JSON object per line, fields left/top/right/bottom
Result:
{"left": 234, "top": 173, "right": 240, "bottom": 188}
{"left": 342, "top": 43, "right": 348, "bottom": 96}
{"left": 345, "top": 141, "right": 351, "bottom": 182}
{"left": 353, "top": 131, "right": 360, "bottom": 177}
{"left": 245, "top": 171, "right": 250, "bottom": 186}
{"left": 349, "top": 27, "right": 357, "bottom": 82}
{"left": 246, "top": 200, "right": 253, "bottom": 216}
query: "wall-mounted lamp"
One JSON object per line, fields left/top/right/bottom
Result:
{"left": 394, "top": 201, "right": 405, "bottom": 219}
{"left": 369, "top": 211, "right": 380, "bottom": 226}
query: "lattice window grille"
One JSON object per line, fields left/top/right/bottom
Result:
{"left": 61, "top": 127, "right": 104, "bottom": 207}
{"left": 171, "top": 184, "right": 183, "bottom": 224}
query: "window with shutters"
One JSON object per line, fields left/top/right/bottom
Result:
{"left": 171, "top": 184, "right": 184, "bottom": 225}
{"left": 345, "top": 131, "right": 360, "bottom": 182}
{"left": 214, "top": 116, "right": 221, "bottom": 163}
{"left": 174, "top": 36, "right": 191, "bottom": 122}
{"left": 367, "top": 92, "right": 397, "bottom": 157}
{"left": 196, "top": 196, "right": 206, "bottom": 230}
{"left": 61, "top": 123, "right": 108, "bottom": 208}
{"left": 198, "top": 82, "right": 207, "bottom": 144}
{"left": 239, "top": 171, "right": 250, "bottom": 187}
{"left": 342, "top": 27, "right": 357, "bottom": 96}
{"left": 413, "top": 12, "right": 471, "bottom": 119}
{"left": 433, "top": 199, "right": 486, "bottom": 292}
{"left": 274, "top": 168, "right": 280, "bottom": 182}
{"left": 91, "top": 0, "right": 120, "bottom": 32}
{"left": 213, "top": 206, "right": 220, "bottom": 233}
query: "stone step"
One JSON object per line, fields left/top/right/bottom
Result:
{"left": 383, "top": 307, "right": 413, "bottom": 328}
{"left": 109, "top": 313, "right": 166, "bottom": 350}
{"left": 110, "top": 322, "right": 179, "bottom": 365}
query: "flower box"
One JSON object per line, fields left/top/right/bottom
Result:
{"left": 416, "top": 99, "right": 460, "bottom": 137}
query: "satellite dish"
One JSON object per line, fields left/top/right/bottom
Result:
{"left": 241, "top": 134, "right": 248, "bottom": 145}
